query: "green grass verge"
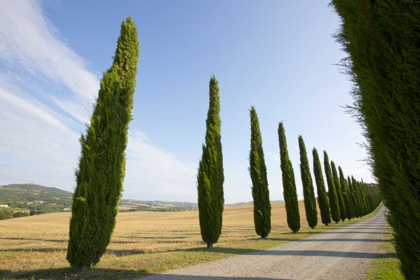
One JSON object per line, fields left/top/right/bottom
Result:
{"left": 364, "top": 227, "right": 403, "bottom": 280}
{"left": 1, "top": 205, "right": 383, "bottom": 280}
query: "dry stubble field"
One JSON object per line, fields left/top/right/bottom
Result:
{"left": 0, "top": 201, "right": 379, "bottom": 279}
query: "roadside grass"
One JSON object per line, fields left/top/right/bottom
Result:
{"left": 0, "top": 203, "right": 382, "bottom": 280}
{"left": 364, "top": 228, "right": 403, "bottom": 280}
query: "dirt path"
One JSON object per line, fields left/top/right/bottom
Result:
{"left": 142, "top": 207, "right": 389, "bottom": 280}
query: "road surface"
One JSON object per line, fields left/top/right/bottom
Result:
{"left": 142, "top": 206, "right": 390, "bottom": 280}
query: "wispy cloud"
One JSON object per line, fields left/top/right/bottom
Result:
{"left": 124, "top": 132, "right": 196, "bottom": 200}
{"left": 0, "top": 0, "right": 98, "bottom": 124}
{"left": 267, "top": 151, "right": 280, "bottom": 160}
{"left": 0, "top": 0, "right": 197, "bottom": 202}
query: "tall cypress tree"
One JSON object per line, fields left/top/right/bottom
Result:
{"left": 278, "top": 122, "right": 300, "bottom": 233}
{"left": 323, "top": 151, "right": 340, "bottom": 223}
{"left": 339, "top": 167, "right": 354, "bottom": 220}
{"left": 348, "top": 176, "right": 360, "bottom": 218}
{"left": 331, "top": 161, "right": 346, "bottom": 222}
{"left": 298, "top": 136, "right": 317, "bottom": 229}
{"left": 197, "top": 75, "right": 224, "bottom": 249}
{"left": 67, "top": 17, "right": 139, "bottom": 270}
{"left": 249, "top": 107, "right": 271, "bottom": 238}
{"left": 351, "top": 176, "right": 363, "bottom": 218}
{"left": 359, "top": 181, "right": 369, "bottom": 215}
{"left": 331, "top": 1, "right": 419, "bottom": 277}
{"left": 312, "top": 148, "right": 331, "bottom": 226}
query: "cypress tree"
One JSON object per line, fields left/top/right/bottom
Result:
{"left": 351, "top": 176, "right": 363, "bottom": 218}
{"left": 278, "top": 122, "right": 300, "bottom": 233}
{"left": 312, "top": 148, "right": 331, "bottom": 226}
{"left": 360, "top": 182, "right": 369, "bottom": 215}
{"left": 348, "top": 176, "right": 360, "bottom": 218}
{"left": 357, "top": 181, "right": 367, "bottom": 216}
{"left": 197, "top": 75, "right": 224, "bottom": 249}
{"left": 298, "top": 136, "right": 317, "bottom": 229}
{"left": 331, "top": 161, "right": 346, "bottom": 222}
{"left": 67, "top": 17, "right": 139, "bottom": 270}
{"left": 323, "top": 152, "right": 340, "bottom": 223}
{"left": 331, "top": 1, "right": 419, "bottom": 276}
{"left": 339, "top": 167, "right": 354, "bottom": 220}
{"left": 249, "top": 107, "right": 271, "bottom": 238}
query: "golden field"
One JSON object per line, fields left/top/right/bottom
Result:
{"left": 0, "top": 201, "right": 379, "bottom": 279}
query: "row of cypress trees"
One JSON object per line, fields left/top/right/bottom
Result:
{"left": 330, "top": 1, "right": 420, "bottom": 278}
{"left": 247, "top": 109, "right": 380, "bottom": 237}
{"left": 279, "top": 123, "right": 380, "bottom": 233}
{"left": 198, "top": 97, "right": 380, "bottom": 242}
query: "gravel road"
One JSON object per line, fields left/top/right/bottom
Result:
{"left": 142, "top": 206, "right": 390, "bottom": 280}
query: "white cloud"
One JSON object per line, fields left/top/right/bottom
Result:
{"left": 267, "top": 151, "right": 280, "bottom": 160}
{"left": 0, "top": 0, "right": 197, "bottom": 201}
{"left": 0, "top": 87, "right": 80, "bottom": 191}
{"left": 124, "top": 132, "right": 197, "bottom": 201}
{"left": 0, "top": 0, "right": 99, "bottom": 124}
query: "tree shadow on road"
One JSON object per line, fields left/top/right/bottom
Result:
{"left": 142, "top": 275, "right": 289, "bottom": 279}
{"left": 267, "top": 237, "right": 388, "bottom": 243}
{"left": 310, "top": 231, "right": 390, "bottom": 235}
{"left": 2, "top": 267, "right": 290, "bottom": 280}
{"left": 0, "top": 267, "right": 152, "bottom": 280}
{"left": 0, "top": 248, "right": 146, "bottom": 256}
{"left": 168, "top": 246, "right": 396, "bottom": 259}
{"left": 251, "top": 249, "right": 397, "bottom": 259}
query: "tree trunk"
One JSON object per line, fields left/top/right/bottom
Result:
{"left": 207, "top": 242, "right": 213, "bottom": 249}
{"left": 80, "top": 264, "right": 91, "bottom": 271}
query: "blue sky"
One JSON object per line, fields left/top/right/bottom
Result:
{"left": 0, "top": 0, "right": 373, "bottom": 203}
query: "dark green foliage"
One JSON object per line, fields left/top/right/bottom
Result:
{"left": 347, "top": 176, "right": 359, "bottom": 218}
{"left": 13, "top": 211, "right": 29, "bottom": 218}
{"left": 331, "top": 1, "right": 420, "bottom": 277}
{"left": 339, "top": 167, "right": 354, "bottom": 220}
{"left": 312, "top": 148, "right": 331, "bottom": 226}
{"left": 348, "top": 177, "right": 381, "bottom": 218}
{"left": 358, "top": 183, "right": 368, "bottom": 216}
{"left": 67, "top": 17, "right": 139, "bottom": 270}
{"left": 249, "top": 107, "right": 271, "bottom": 238}
{"left": 323, "top": 152, "right": 340, "bottom": 223}
{"left": 29, "top": 209, "right": 48, "bottom": 216}
{"left": 331, "top": 161, "right": 346, "bottom": 222}
{"left": 351, "top": 176, "right": 363, "bottom": 218}
{"left": 298, "top": 136, "right": 318, "bottom": 229}
{"left": 0, "top": 209, "right": 13, "bottom": 220}
{"left": 278, "top": 122, "right": 300, "bottom": 233}
{"left": 197, "top": 76, "right": 225, "bottom": 248}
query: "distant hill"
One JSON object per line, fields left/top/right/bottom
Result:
{"left": 0, "top": 183, "right": 197, "bottom": 213}
{"left": 226, "top": 200, "right": 284, "bottom": 206}
{"left": 2, "top": 183, "right": 285, "bottom": 214}
{"left": 0, "top": 183, "right": 73, "bottom": 212}
{"left": 118, "top": 199, "right": 197, "bottom": 212}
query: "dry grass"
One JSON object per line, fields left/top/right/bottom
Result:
{"left": 0, "top": 201, "right": 381, "bottom": 279}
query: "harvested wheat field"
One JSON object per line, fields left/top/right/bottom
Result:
{"left": 0, "top": 201, "right": 377, "bottom": 280}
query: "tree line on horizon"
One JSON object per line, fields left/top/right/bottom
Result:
{"left": 66, "top": 15, "right": 382, "bottom": 271}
